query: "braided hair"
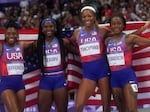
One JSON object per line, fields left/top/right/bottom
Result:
{"left": 37, "top": 18, "right": 66, "bottom": 75}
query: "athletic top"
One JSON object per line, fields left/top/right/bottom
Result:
{"left": 0, "top": 44, "right": 24, "bottom": 76}
{"left": 106, "top": 34, "right": 132, "bottom": 71}
{"left": 77, "top": 27, "right": 104, "bottom": 62}
{"left": 43, "top": 37, "right": 64, "bottom": 76}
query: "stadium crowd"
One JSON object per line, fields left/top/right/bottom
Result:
{"left": 0, "top": 0, "right": 150, "bottom": 31}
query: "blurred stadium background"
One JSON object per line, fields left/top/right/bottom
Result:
{"left": 0, "top": 0, "right": 150, "bottom": 112}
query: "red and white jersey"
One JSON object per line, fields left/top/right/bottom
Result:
{"left": 107, "top": 34, "right": 132, "bottom": 71}
{"left": 0, "top": 44, "right": 24, "bottom": 76}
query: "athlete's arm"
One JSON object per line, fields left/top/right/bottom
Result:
{"left": 132, "top": 20, "right": 150, "bottom": 35}
{"left": 126, "top": 34, "right": 150, "bottom": 47}
{"left": 63, "top": 29, "right": 80, "bottom": 54}
{"left": 19, "top": 40, "right": 37, "bottom": 56}
{"left": 99, "top": 26, "right": 112, "bottom": 39}
{"left": 19, "top": 40, "right": 37, "bottom": 49}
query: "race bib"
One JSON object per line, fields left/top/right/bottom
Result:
{"left": 107, "top": 52, "right": 125, "bottom": 66}
{"left": 44, "top": 54, "right": 61, "bottom": 67}
{"left": 79, "top": 42, "right": 100, "bottom": 56}
{"left": 7, "top": 63, "right": 24, "bottom": 75}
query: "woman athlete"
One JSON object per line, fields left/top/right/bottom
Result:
{"left": 105, "top": 14, "right": 150, "bottom": 112}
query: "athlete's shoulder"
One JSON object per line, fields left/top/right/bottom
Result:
{"left": 72, "top": 27, "right": 82, "bottom": 41}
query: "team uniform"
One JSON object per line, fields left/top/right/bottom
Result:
{"left": 107, "top": 34, "right": 138, "bottom": 89}
{"left": 77, "top": 27, "right": 109, "bottom": 82}
{"left": 39, "top": 37, "right": 67, "bottom": 91}
{"left": 0, "top": 44, "right": 25, "bottom": 93}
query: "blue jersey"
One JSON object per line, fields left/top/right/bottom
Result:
{"left": 77, "top": 27, "right": 110, "bottom": 81}
{"left": 43, "top": 37, "right": 64, "bottom": 76}
{"left": 77, "top": 27, "right": 104, "bottom": 62}
{"left": 39, "top": 37, "right": 67, "bottom": 90}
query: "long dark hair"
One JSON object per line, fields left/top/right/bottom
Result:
{"left": 37, "top": 19, "right": 45, "bottom": 74}
{"left": 37, "top": 18, "right": 66, "bottom": 75}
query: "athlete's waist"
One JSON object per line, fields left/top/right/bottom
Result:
{"left": 0, "top": 75, "right": 23, "bottom": 77}
{"left": 110, "top": 65, "right": 131, "bottom": 71}
{"left": 1, "top": 74, "right": 23, "bottom": 76}
{"left": 81, "top": 54, "right": 105, "bottom": 62}
{"left": 43, "top": 70, "right": 64, "bottom": 76}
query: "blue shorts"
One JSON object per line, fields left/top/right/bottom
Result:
{"left": 39, "top": 74, "right": 67, "bottom": 91}
{"left": 111, "top": 67, "right": 138, "bottom": 88}
{"left": 82, "top": 57, "right": 110, "bottom": 82}
{"left": 0, "top": 75, "right": 25, "bottom": 94}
